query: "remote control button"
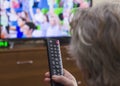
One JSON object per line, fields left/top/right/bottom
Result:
{"left": 55, "top": 54, "right": 57, "bottom": 57}
{"left": 49, "top": 40, "right": 53, "bottom": 43}
{"left": 55, "top": 65, "right": 60, "bottom": 69}
{"left": 50, "top": 48, "right": 53, "bottom": 50}
{"left": 54, "top": 51, "right": 57, "bottom": 53}
{"left": 53, "top": 70, "right": 57, "bottom": 75}
{"left": 50, "top": 46, "right": 53, "bottom": 48}
{"left": 54, "top": 45, "right": 56, "bottom": 47}
{"left": 56, "top": 40, "right": 59, "bottom": 45}
{"left": 54, "top": 48, "right": 57, "bottom": 50}
{"left": 52, "top": 66, "right": 56, "bottom": 68}
{"left": 52, "top": 61, "right": 55, "bottom": 65}
{"left": 56, "top": 69, "right": 60, "bottom": 73}
{"left": 51, "top": 54, "right": 54, "bottom": 56}
{"left": 51, "top": 51, "right": 54, "bottom": 53}
{"left": 55, "top": 61, "right": 59, "bottom": 65}
{"left": 55, "top": 58, "right": 59, "bottom": 61}
{"left": 51, "top": 56, "right": 54, "bottom": 59}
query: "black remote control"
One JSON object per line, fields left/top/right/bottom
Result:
{"left": 46, "top": 39, "right": 64, "bottom": 86}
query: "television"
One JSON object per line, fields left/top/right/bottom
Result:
{"left": 0, "top": 0, "right": 92, "bottom": 44}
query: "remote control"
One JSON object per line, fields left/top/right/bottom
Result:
{"left": 46, "top": 39, "right": 64, "bottom": 86}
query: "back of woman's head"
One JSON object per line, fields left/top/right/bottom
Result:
{"left": 70, "top": 2, "right": 120, "bottom": 86}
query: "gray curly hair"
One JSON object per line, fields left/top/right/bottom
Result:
{"left": 69, "top": 2, "right": 120, "bottom": 86}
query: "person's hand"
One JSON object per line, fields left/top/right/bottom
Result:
{"left": 44, "top": 69, "right": 78, "bottom": 86}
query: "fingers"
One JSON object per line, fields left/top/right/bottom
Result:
{"left": 63, "top": 69, "right": 76, "bottom": 81}
{"left": 52, "top": 75, "right": 76, "bottom": 86}
{"left": 44, "top": 72, "right": 50, "bottom": 83}
{"left": 44, "top": 69, "right": 73, "bottom": 78}
{"left": 45, "top": 72, "right": 50, "bottom": 77}
{"left": 44, "top": 77, "right": 50, "bottom": 82}
{"left": 63, "top": 69, "right": 74, "bottom": 77}
{"left": 44, "top": 69, "right": 78, "bottom": 86}
{"left": 52, "top": 69, "right": 77, "bottom": 86}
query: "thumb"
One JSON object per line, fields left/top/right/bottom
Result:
{"left": 52, "top": 75, "right": 75, "bottom": 86}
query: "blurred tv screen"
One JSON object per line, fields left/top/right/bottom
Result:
{"left": 0, "top": 0, "right": 92, "bottom": 39}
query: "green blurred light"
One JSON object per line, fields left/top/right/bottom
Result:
{"left": 0, "top": 41, "right": 9, "bottom": 47}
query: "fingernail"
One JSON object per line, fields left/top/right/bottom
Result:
{"left": 52, "top": 75, "right": 57, "bottom": 78}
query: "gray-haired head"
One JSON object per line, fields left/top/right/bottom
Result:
{"left": 70, "top": 2, "right": 120, "bottom": 86}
